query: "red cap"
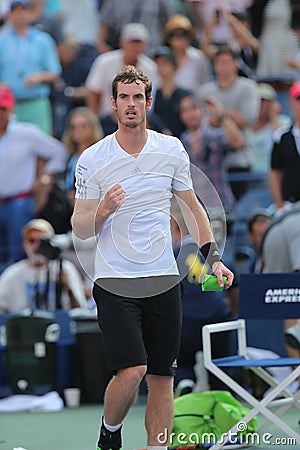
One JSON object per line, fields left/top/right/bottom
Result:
{"left": 0, "top": 87, "right": 15, "bottom": 109}
{"left": 289, "top": 81, "right": 300, "bottom": 99}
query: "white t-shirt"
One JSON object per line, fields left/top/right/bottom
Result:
{"left": 0, "top": 259, "right": 87, "bottom": 313}
{"left": 75, "top": 130, "right": 193, "bottom": 279}
{"left": 197, "top": 77, "right": 259, "bottom": 168}
{"left": 174, "top": 46, "right": 211, "bottom": 92}
{"left": 61, "top": 0, "right": 100, "bottom": 46}
{"left": 85, "top": 49, "right": 158, "bottom": 117}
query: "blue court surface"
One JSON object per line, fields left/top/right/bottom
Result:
{"left": 0, "top": 397, "right": 299, "bottom": 450}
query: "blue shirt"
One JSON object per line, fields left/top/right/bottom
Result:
{"left": 0, "top": 25, "right": 61, "bottom": 99}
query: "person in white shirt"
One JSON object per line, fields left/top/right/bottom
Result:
{"left": 85, "top": 22, "right": 158, "bottom": 118}
{"left": 0, "top": 86, "right": 67, "bottom": 270}
{"left": 72, "top": 65, "right": 233, "bottom": 450}
{"left": 162, "top": 14, "right": 211, "bottom": 92}
{"left": 0, "top": 218, "right": 87, "bottom": 312}
{"left": 197, "top": 45, "right": 259, "bottom": 199}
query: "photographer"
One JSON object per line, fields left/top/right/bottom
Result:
{"left": 0, "top": 219, "right": 87, "bottom": 312}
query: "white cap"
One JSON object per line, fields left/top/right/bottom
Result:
{"left": 22, "top": 219, "right": 55, "bottom": 239}
{"left": 121, "top": 23, "right": 149, "bottom": 42}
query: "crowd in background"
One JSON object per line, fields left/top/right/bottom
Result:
{"left": 0, "top": 0, "right": 300, "bottom": 393}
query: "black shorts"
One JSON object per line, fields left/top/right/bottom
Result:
{"left": 93, "top": 277, "right": 182, "bottom": 376}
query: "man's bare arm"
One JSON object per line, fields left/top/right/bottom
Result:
{"left": 173, "top": 189, "right": 213, "bottom": 246}
{"left": 173, "top": 189, "right": 234, "bottom": 288}
{"left": 269, "top": 169, "right": 284, "bottom": 209}
{"left": 71, "top": 184, "right": 125, "bottom": 239}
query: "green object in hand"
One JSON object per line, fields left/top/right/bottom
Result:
{"left": 201, "top": 274, "right": 227, "bottom": 292}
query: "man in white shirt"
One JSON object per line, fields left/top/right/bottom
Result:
{"left": 197, "top": 45, "right": 259, "bottom": 199}
{"left": 72, "top": 65, "right": 233, "bottom": 450}
{"left": 0, "top": 86, "right": 67, "bottom": 270}
{"left": 0, "top": 218, "right": 87, "bottom": 312}
{"left": 85, "top": 22, "right": 157, "bottom": 118}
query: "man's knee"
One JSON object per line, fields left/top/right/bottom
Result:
{"left": 146, "top": 374, "right": 174, "bottom": 391}
{"left": 117, "top": 365, "right": 147, "bottom": 387}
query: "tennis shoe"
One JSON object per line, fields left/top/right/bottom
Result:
{"left": 97, "top": 418, "right": 122, "bottom": 450}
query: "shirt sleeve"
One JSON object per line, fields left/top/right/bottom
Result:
{"left": 85, "top": 55, "right": 106, "bottom": 93}
{"left": 172, "top": 139, "right": 194, "bottom": 191}
{"left": 0, "top": 266, "right": 20, "bottom": 312}
{"left": 238, "top": 81, "right": 260, "bottom": 126}
{"left": 289, "top": 233, "right": 300, "bottom": 271}
{"left": 40, "top": 32, "right": 62, "bottom": 75}
{"left": 74, "top": 150, "right": 101, "bottom": 200}
{"left": 31, "top": 125, "right": 67, "bottom": 173}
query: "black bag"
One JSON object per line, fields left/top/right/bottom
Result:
{"left": 38, "top": 183, "right": 73, "bottom": 234}
{"left": 5, "top": 314, "right": 59, "bottom": 394}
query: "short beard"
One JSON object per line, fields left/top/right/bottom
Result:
{"left": 124, "top": 121, "right": 139, "bottom": 128}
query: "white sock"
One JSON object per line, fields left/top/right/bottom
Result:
{"left": 103, "top": 417, "right": 122, "bottom": 432}
{"left": 148, "top": 447, "right": 167, "bottom": 450}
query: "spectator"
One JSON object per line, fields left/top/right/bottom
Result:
{"left": 286, "top": 14, "right": 300, "bottom": 77}
{"left": 59, "top": 0, "right": 100, "bottom": 55}
{"left": 0, "top": 218, "right": 87, "bottom": 312}
{"left": 186, "top": 0, "right": 252, "bottom": 46}
{"left": 171, "top": 203, "right": 233, "bottom": 394}
{"left": 61, "top": 106, "right": 103, "bottom": 291}
{"left": 249, "top": 83, "right": 291, "bottom": 175}
{"left": 53, "top": 34, "right": 96, "bottom": 139}
{"left": 269, "top": 81, "right": 300, "bottom": 211}
{"left": 0, "top": 0, "right": 61, "bottom": 134}
{"left": 197, "top": 46, "right": 259, "bottom": 200}
{"left": 97, "top": 0, "right": 172, "bottom": 56}
{"left": 248, "top": 0, "right": 298, "bottom": 80}
{"left": 35, "top": 171, "right": 73, "bottom": 235}
{"left": 246, "top": 209, "right": 272, "bottom": 273}
{"left": 63, "top": 107, "right": 104, "bottom": 205}
{"left": 56, "top": 107, "right": 103, "bottom": 292}
{"left": 86, "top": 22, "right": 158, "bottom": 118}
{"left": 151, "top": 46, "right": 191, "bottom": 138}
{"left": 201, "top": 9, "right": 259, "bottom": 79}
{"left": 0, "top": 86, "right": 67, "bottom": 270}
{"left": 162, "top": 14, "right": 211, "bottom": 92}
{"left": 28, "top": 0, "right": 64, "bottom": 44}
{"left": 179, "top": 93, "right": 244, "bottom": 213}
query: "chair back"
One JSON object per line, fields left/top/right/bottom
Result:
{"left": 239, "top": 273, "right": 300, "bottom": 320}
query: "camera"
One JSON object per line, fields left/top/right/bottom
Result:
{"left": 35, "top": 238, "right": 62, "bottom": 260}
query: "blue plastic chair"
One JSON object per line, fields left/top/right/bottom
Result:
{"left": 202, "top": 273, "right": 300, "bottom": 449}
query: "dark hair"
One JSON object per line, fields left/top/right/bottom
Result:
{"left": 112, "top": 65, "right": 152, "bottom": 102}
{"left": 179, "top": 93, "right": 201, "bottom": 110}
{"left": 248, "top": 0, "right": 298, "bottom": 37}
{"left": 247, "top": 0, "right": 270, "bottom": 38}
{"left": 213, "top": 45, "right": 238, "bottom": 61}
{"left": 247, "top": 211, "right": 272, "bottom": 234}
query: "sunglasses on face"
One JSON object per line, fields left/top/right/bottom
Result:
{"left": 25, "top": 238, "right": 42, "bottom": 244}
{"left": 168, "top": 29, "right": 190, "bottom": 39}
